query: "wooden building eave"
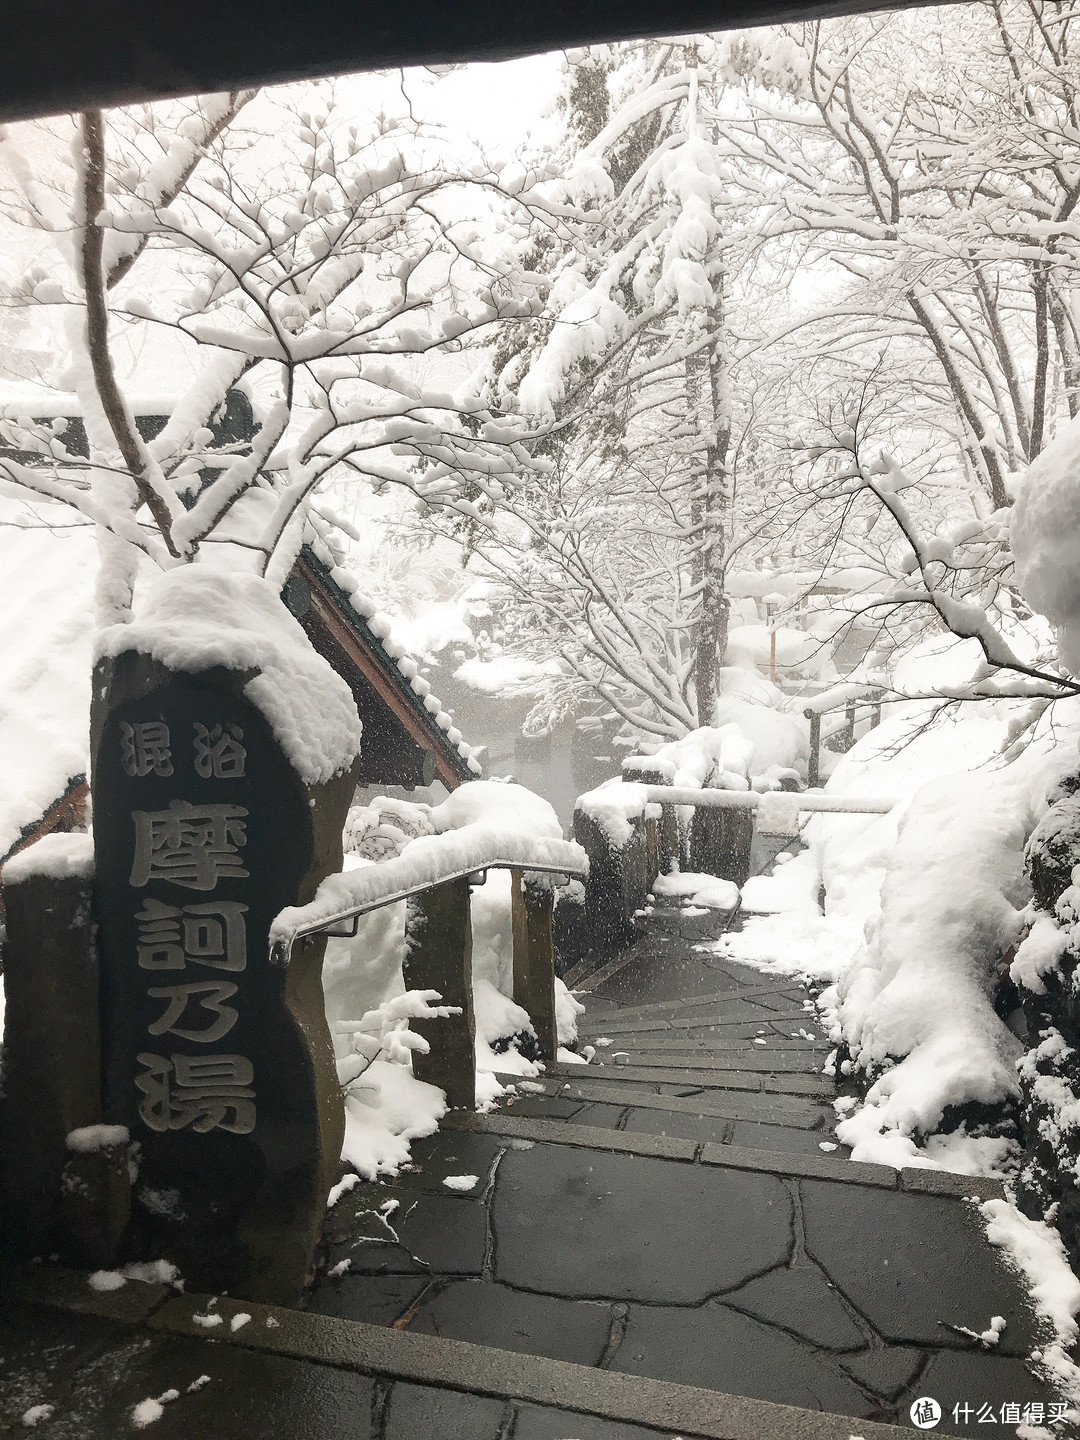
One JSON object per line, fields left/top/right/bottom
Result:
{"left": 292, "top": 550, "right": 475, "bottom": 790}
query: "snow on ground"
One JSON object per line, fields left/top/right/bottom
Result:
{"left": 983, "top": 1197, "right": 1080, "bottom": 1408}
{"left": 652, "top": 871, "right": 740, "bottom": 910}
{"left": 712, "top": 669, "right": 1080, "bottom": 1175}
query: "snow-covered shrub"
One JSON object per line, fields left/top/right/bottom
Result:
{"left": 343, "top": 796, "right": 436, "bottom": 863}
{"left": 829, "top": 764, "right": 1035, "bottom": 1172}
{"left": 720, "top": 697, "right": 1080, "bottom": 1174}
{"left": 324, "top": 783, "right": 585, "bottom": 1167}
{"left": 332, "top": 990, "right": 457, "bottom": 1180}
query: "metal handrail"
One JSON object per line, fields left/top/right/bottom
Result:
{"left": 636, "top": 784, "right": 899, "bottom": 815}
{"left": 269, "top": 827, "right": 588, "bottom": 967}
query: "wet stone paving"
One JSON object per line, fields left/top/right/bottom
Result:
{"left": 307, "top": 900, "right": 1076, "bottom": 1436}
{"left": 2, "top": 895, "right": 1078, "bottom": 1438}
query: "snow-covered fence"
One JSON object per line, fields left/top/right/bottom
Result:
{"left": 634, "top": 786, "right": 900, "bottom": 816}
{"left": 571, "top": 771, "right": 901, "bottom": 961}
{"left": 270, "top": 828, "right": 588, "bottom": 1109}
{"left": 803, "top": 687, "right": 884, "bottom": 787}
{"left": 568, "top": 728, "right": 761, "bottom": 959}
{"left": 570, "top": 781, "right": 659, "bottom": 960}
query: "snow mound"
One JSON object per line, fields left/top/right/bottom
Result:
{"left": 652, "top": 872, "right": 740, "bottom": 910}
{"left": 97, "top": 567, "right": 362, "bottom": 786}
{"left": 453, "top": 655, "right": 561, "bottom": 696}
{"left": 718, "top": 699, "right": 1080, "bottom": 1173}
{"left": 0, "top": 500, "right": 98, "bottom": 862}
{"left": 1011, "top": 413, "right": 1080, "bottom": 676}
{"left": 832, "top": 766, "right": 1034, "bottom": 1168}
{"left": 429, "top": 779, "right": 563, "bottom": 841}
{"left": 339, "top": 1057, "right": 446, "bottom": 1180}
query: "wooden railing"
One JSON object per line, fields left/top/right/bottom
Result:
{"left": 802, "top": 686, "right": 885, "bottom": 787}
{"left": 634, "top": 785, "right": 899, "bottom": 814}
{"left": 270, "top": 830, "right": 589, "bottom": 1109}
{"left": 568, "top": 776, "right": 899, "bottom": 961}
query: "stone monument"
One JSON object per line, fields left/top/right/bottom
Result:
{"left": 89, "top": 569, "right": 362, "bottom": 1304}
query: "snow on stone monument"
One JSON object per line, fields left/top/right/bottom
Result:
{"left": 90, "top": 568, "right": 362, "bottom": 1304}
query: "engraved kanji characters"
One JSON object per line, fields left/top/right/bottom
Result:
{"left": 135, "top": 1052, "right": 255, "bottom": 1134}
{"left": 120, "top": 720, "right": 246, "bottom": 782}
{"left": 146, "top": 981, "right": 240, "bottom": 1043}
{"left": 120, "top": 721, "right": 173, "bottom": 778}
{"left": 136, "top": 899, "right": 248, "bottom": 971}
{"left": 122, "top": 707, "right": 258, "bottom": 1135}
{"left": 130, "top": 799, "right": 248, "bottom": 891}
{"left": 194, "top": 722, "right": 246, "bottom": 779}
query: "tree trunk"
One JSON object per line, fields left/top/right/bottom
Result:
{"left": 686, "top": 289, "right": 732, "bottom": 726}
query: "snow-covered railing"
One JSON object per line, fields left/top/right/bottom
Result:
{"left": 270, "top": 829, "right": 586, "bottom": 957}
{"left": 567, "top": 767, "right": 903, "bottom": 965}
{"left": 636, "top": 785, "right": 899, "bottom": 816}
{"left": 803, "top": 687, "right": 885, "bottom": 787}
{"left": 270, "top": 828, "right": 588, "bottom": 1109}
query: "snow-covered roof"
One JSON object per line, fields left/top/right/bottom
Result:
{"left": 299, "top": 542, "right": 483, "bottom": 783}
{"left": 0, "top": 501, "right": 479, "bottom": 864}
{"left": 0, "top": 381, "right": 254, "bottom": 461}
{"left": 0, "top": 499, "right": 97, "bottom": 863}
{"left": 0, "top": 379, "right": 192, "bottom": 419}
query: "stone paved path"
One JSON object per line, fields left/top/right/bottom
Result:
{"left": 2, "top": 897, "right": 1077, "bottom": 1439}
{"left": 305, "top": 899, "right": 1074, "bottom": 1436}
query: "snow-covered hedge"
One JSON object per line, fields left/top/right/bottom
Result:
{"left": 719, "top": 692, "right": 1080, "bottom": 1175}
{"left": 321, "top": 781, "right": 585, "bottom": 1180}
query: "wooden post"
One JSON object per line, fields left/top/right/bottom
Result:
{"left": 404, "top": 878, "right": 475, "bottom": 1110}
{"left": 511, "top": 871, "right": 558, "bottom": 1066}
{"left": 688, "top": 790, "right": 754, "bottom": 886}
{"left": 573, "top": 805, "right": 652, "bottom": 957}
{"left": 845, "top": 702, "right": 857, "bottom": 751}
{"left": 806, "top": 710, "right": 821, "bottom": 788}
{"left": 644, "top": 811, "right": 660, "bottom": 880}
{"left": 0, "top": 837, "right": 130, "bottom": 1268}
{"left": 770, "top": 628, "right": 777, "bottom": 683}
{"left": 624, "top": 762, "right": 676, "bottom": 875}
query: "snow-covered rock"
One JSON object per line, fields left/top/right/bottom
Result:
{"left": 97, "top": 566, "right": 363, "bottom": 787}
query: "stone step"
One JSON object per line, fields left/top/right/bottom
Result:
{"left": 586, "top": 1033, "right": 827, "bottom": 1054}
{"left": 578, "top": 1007, "right": 811, "bottom": 1036}
{"left": 442, "top": 1108, "right": 889, "bottom": 1186}
{"left": 561, "top": 949, "right": 642, "bottom": 992}
{"left": 578, "top": 980, "right": 812, "bottom": 1023}
{"left": 588, "top": 1049, "right": 826, "bottom": 1075}
{"left": 494, "top": 1072, "right": 831, "bottom": 1128}
{"left": 5, "top": 1264, "right": 947, "bottom": 1440}
{"left": 550, "top": 1060, "right": 837, "bottom": 1097}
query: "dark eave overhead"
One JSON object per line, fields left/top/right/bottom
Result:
{"left": 289, "top": 547, "right": 478, "bottom": 789}
{"left": 7, "top": 0, "right": 951, "bottom": 124}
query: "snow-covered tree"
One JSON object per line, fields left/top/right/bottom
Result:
{"left": 0, "top": 91, "right": 568, "bottom": 622}
{"left": 718, "top": 5, "right": 1080, "bottom": 507}
{"left": 416, "top": 44, "right": 755, "bottom": 740}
